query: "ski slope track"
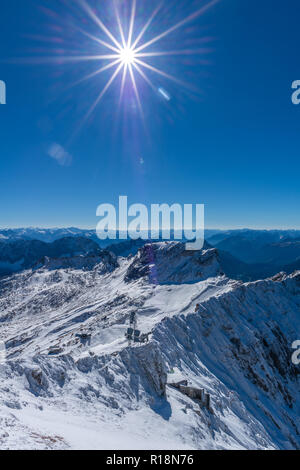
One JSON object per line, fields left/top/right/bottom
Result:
{"left": 0, "top": 242, "right": 299, "bottom": 450}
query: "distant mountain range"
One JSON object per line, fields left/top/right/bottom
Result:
{"left": 0, "top": 237, "right": 117, "bottom": 275}
{"left": 0, "top": 228, "right": 99, "bottom": 244}
{"left": 207, "top": 229, "right": 300, "bottom": 247}
{"left": 1, "top": 227, "right": 300, "bottom": 281}
{"left": 208, "top": 231, "right": 300, "bottom": 263}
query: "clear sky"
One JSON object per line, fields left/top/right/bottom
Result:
{"left": 0, "top": 0, "right": 300, "bottom": 229}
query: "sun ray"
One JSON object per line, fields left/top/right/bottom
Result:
{"left": 91, "top": 63, "right": 123, "bottom": 106}
{"left": 78, "top": 0, "right": 122, "bottom": 51}
{"left": 131, "top": 3, "right": 162, "bottom": 50}
{"left": 135, "top": 0, "right": 219, "bottom": 53}
{"left": 135, "top": 48, "right": 212, "bottom": 58}
{"left": 119, "top": 63, "right": 128, "bottom": 105}
{"left": 5, "top": 55, "right": 120, "bottom": 65}
{"left": 114, "top": 1, "right": 127, "bottom": 48}
{"left": 72, "top": 61, "right": 124, "bottom": 139}
{"left": 69, "top": 59, "right": 122, "bottom": 89}
{"left": 133, "top": 62, "right": 156, "bottom": 91}
{"left": 134, "top": 58, "right": 198, "bottom": 91}
{"left": 128, "top": 63, "right": 143, "bottom": 118}
{"left": 75, "top": 25, "right": 121, "bottom": 54}
{"left": 127, "top": 0, "right": 137, "bottom": 48}
{"left": 68, "top": 66, "right": 123, "bottom": 144}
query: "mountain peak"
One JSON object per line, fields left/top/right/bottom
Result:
{"left": 125, "top": 241, "right": 222, "bottom": 284}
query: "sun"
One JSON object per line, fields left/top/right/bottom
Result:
{"left": 47, "top": 0, "right": 219, "bottom": 130}
{"left": 119, "top": 46, "right": 136, "bottom": 65}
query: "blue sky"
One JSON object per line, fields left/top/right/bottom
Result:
{"left": 0, "top": 0, "right": 300, "bottom": 229}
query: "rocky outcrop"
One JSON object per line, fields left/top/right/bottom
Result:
{"left": 125, "top": 242, "right": 221, "bottom": 284}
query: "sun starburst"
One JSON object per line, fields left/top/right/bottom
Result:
{"left": 119, "top": 46, "right": 136, "bottom": 66}
{"left": 15, "top": 0, "right": 218, "bottom": 131}
{"left": 68, "top": 0, "right": 219, "bottom": 123}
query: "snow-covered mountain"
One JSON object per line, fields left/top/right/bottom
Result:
{"left": 0, "top": 237, "right": 117, "bottom": 276}
{"left": 0, "top": 241, "right": 299, "bottom": 450}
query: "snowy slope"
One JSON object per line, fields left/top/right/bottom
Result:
{"left": 0, "top": 242, "right": 299, "bottom": 450}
